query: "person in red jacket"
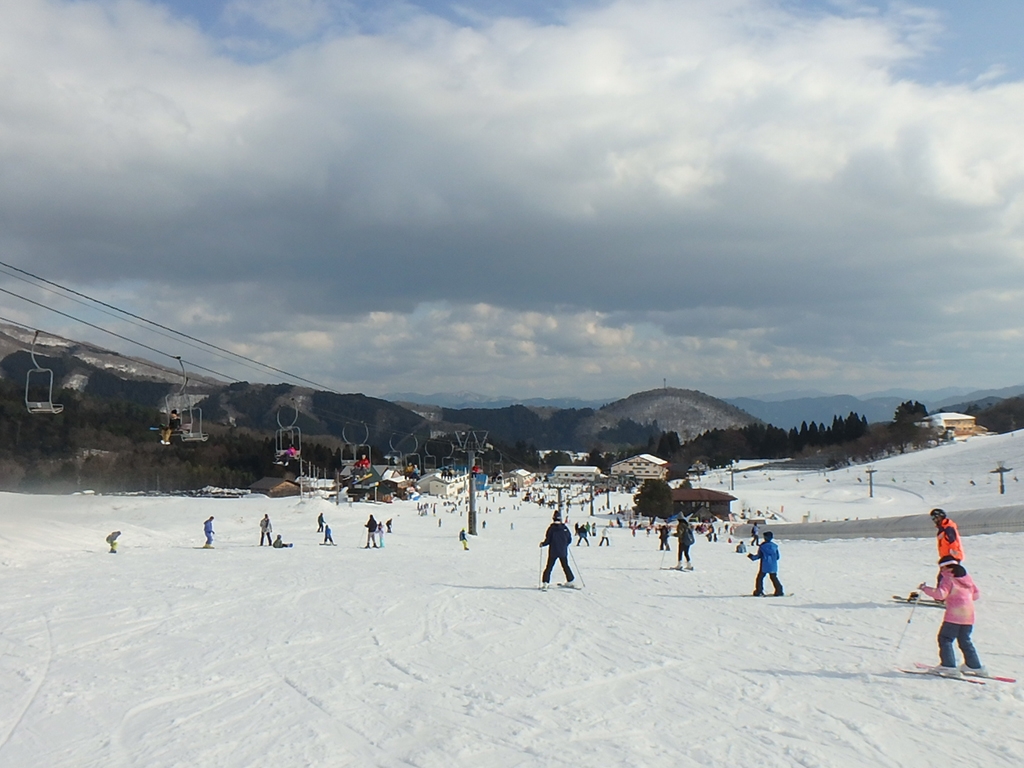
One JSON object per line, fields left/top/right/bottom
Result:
{"left": 930, "top": 508, "right": 963, "bottom": 561}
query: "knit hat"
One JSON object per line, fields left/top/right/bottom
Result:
{"left": 938, "top": 555, "right": 960, "bottom": 568}
{"left": 763, "top": 531, "right": 774, "bottom": 540}
{"left": 552, "top": 512, "right": 562, "bottom": 521}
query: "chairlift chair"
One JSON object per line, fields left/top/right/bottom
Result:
{"left": 166, "top": 357, "right": 208, "bottom": 443}
{"left": 24, "top": 331, "right": 64, "bottom": 414}
{"left": 274, "top": 400, "right": 302, "bottom": 463}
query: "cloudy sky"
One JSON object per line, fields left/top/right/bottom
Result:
{"left": 2, "top": 0, "right": 1024, "bottom": 402}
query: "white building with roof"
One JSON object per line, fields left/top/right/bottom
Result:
{"left": 920, "top": 412, "right": 987, "bottom": 439}
{"left": 548, "top": 466, "right": 603, "bottom": 486}
{"left": 611, "top": 453, "right": 669, "bottom": 481}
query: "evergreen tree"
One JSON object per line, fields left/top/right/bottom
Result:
{"left": 633, "top": 478, "right": 673, "bottom": 520}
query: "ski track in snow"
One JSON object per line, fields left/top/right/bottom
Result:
{"left": 2, "top": 434, "right": 1024, "bottom": 767}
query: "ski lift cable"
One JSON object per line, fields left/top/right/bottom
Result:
{"left": 0, "top": 287, "right": 434, "bottom": 447}
{"left": 0, "top": 264, "right": 294, "bottom": 385}
{"left": 0, "top": 286, "right": 234, "bottom": 382}
{"left": 0, "top": 259, "right": 331, "bottom": 391}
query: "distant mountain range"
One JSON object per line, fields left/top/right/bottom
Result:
{"left": 384, "top": 391, "right": 610, "bottom": 410}
{"left": 6, "top": 321, "right": 1024, "bottom": 449}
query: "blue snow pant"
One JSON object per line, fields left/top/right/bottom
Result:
{"left": 543, "top": 551, "right": 574, "bottom": 584}
{"left": 939, "top": 622, "right": 981, "bottom": 669}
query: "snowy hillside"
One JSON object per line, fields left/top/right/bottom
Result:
{"left": 698, "top": 431, "right": 1024, "bottom": 523}
{"left": 0, "top": 480, "right": 1022, "bottom": 767}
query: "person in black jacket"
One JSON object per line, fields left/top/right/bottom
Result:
{"left": 540, "top": 512, "right": 575, "bottom": 589}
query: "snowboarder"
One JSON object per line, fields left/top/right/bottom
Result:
{"left": 918, "top": 556, "right": 985, "bottom": 677}
{"left": 540, "top": 512, "right": 575, "bottom": 589}
{"left": 317, "top": 512, "right": 325, "bottom": 533}
{"left": 460, "top": 529, "right": 469, "bottom": 550}
{"left": 365, "top": 515, "right": 378, "bottom": 548}
{"left": 259, "top": 514, "right": 273, "bottom": 546}
{"left": 272, "top": 534, "right": 293, "bottom": 548}
{"left": 323, "top": 523, "right": 335, "bottom": 545}
{"left": 676, "top": 518, "right": 695, "bottom": 570}
{"left": 748, "top": 531, "right": 783, "bottom": 596}
{"left": 105, "top": 530, "right": 120, "bottom": 554}
{"left": 203, "top": 516, "right": 215, "bottom": 548}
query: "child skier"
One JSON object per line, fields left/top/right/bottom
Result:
{"left": 105, "top": 531, "right": 120, "bottom": 554}
{"left": 460, "top": 529, "right": 469, "bottom": 550}
{"left": 918, "top": 556, "right": 985, "bottom": 677}
{"left": 748, "top": 531, "right": 783, "bottom": 596}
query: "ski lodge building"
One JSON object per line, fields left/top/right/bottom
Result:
{"left": 610, "top": 454, "right": 669, "bottom": 481}
{"left": 548, "top": 466, "right": 603, "bottom": 486}
{"left": 920, "top": 412, "right": 988, "bottom": 439}
{"left": 671, "top": 487, "right": 737, "bottom": 520}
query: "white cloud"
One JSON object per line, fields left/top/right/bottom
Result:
{"left": 2, "top": 0, "right": 1024, "bottom": 398}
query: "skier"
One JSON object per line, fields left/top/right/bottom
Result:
{"left": 598, "top": 523, "right": 611, "bottom": 547}
{"left": 272, "top": 534, "right": 293, "bottom": 548}
{"left": 259, "top": 514, "right": 273, "bottom": 546}
{"left": 748, "top": 531, "right": 783, "bottom": 596}
{"left": 160, "top": 409, "right": 181, "bottom": 445}
{"left": 539, "top": 512, "right": 575, "bottom": 589}
{"left": 676, "top": 518, "right": 695, "bottom": 570}
{"left": 203, "top": 516, "right": 215, "bottom": 548}
{"left": 918, "top": 556, "right": 985, "bottom": 677}
{"left": 750, "top": 522, "right": 760, "bottom": 547}
{"left": 317, "top": 512, "right": 325, "bottom": 533}
{"left": 365, "top": 515, "right": 378, "bottom": 548}
{"left": 658, "top": 524, "right": 671, "bottom": 551}
{"left": 460, "top": 529, "right": 469, "bottom": 550}
{"left": 105, "top": 530, "right": 120, "bottom": 554}
{"left": 323, "top": 523, "right": 335, "bottom": 545}
{"left": 576, "top": 523, "right": 590, "bottom": 546}
{"left": 930, "top": 508, "right": 964, "bottom": 563}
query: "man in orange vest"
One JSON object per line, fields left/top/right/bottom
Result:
{"left": 931, "top": 508, "right": 963, "bottom": 561}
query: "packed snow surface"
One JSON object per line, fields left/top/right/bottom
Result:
{"left": 1, "top": 479, "right": 1022, "bottom": 768}
{"left": 699, "top": 431, "right": 1024, "bottom": 522}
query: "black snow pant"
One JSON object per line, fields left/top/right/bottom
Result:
{"left": 577, "top": 536, "right": 589, "bottom": 546}
{"left": 317, "top": 519, "right": 324, "bottom": 532}
{"left": 543, "top": 551, "right": 574, "bottom": 584}
{"left": 260, "top": 531, "right": 272, "bottom": 546}
{"left": 754, "top": 570, "right": 783, "bottom": 596}
{"left": 677, "top": 541, "right": 691, "bottom": 565}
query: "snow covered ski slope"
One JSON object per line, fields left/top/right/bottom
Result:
{"left": 0, "top": 486, "right": 1022, "bottom": 767}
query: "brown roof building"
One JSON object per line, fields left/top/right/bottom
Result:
{"left": 671, "top": 487, "right": 736, "bottom": 520}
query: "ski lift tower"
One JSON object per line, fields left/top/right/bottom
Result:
{"left": 455, "top": 430, "right": 489, "bottom": 535}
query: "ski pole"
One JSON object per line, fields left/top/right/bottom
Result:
{"left": 538, "top": 546, "right": 543, "bottom": 589}
{"left": 568, "top": 547, "right": 585, "bottom": 588}
{"left": 894, "top": 598, "right": 919, "bottom": 655}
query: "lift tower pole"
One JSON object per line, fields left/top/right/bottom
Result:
{"left": 456, "top": 431, "right": 490, "bottom": 535}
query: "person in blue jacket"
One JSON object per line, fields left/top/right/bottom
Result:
{"left": 748, "top": 531, "right": 783, "bottom": 596}
{"left": 539, "top": 512, "right": 575, "bottom": 589}
{"left": 203, "top": 516, "right": 215, "bottom": 548}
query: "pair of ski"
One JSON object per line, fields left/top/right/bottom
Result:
{"left": 539, "top": 582, "right": 580, "bottom": 590}
{"left": 892, "top": 593, "right": 945, "bottom": 608}
{"left": 899, "top": 662, "right": 1015, "bottom": 685}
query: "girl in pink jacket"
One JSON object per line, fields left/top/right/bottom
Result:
{"left": 919, "top": 556, "right": 985, "bottom": 677}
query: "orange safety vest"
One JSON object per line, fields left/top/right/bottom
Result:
{"left": 936, "top": 518, "right": 963, "bottom": 561}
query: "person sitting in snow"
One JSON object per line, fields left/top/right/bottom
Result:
{"left": 272, "top": 534, "right": 293, "bottom": 548}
